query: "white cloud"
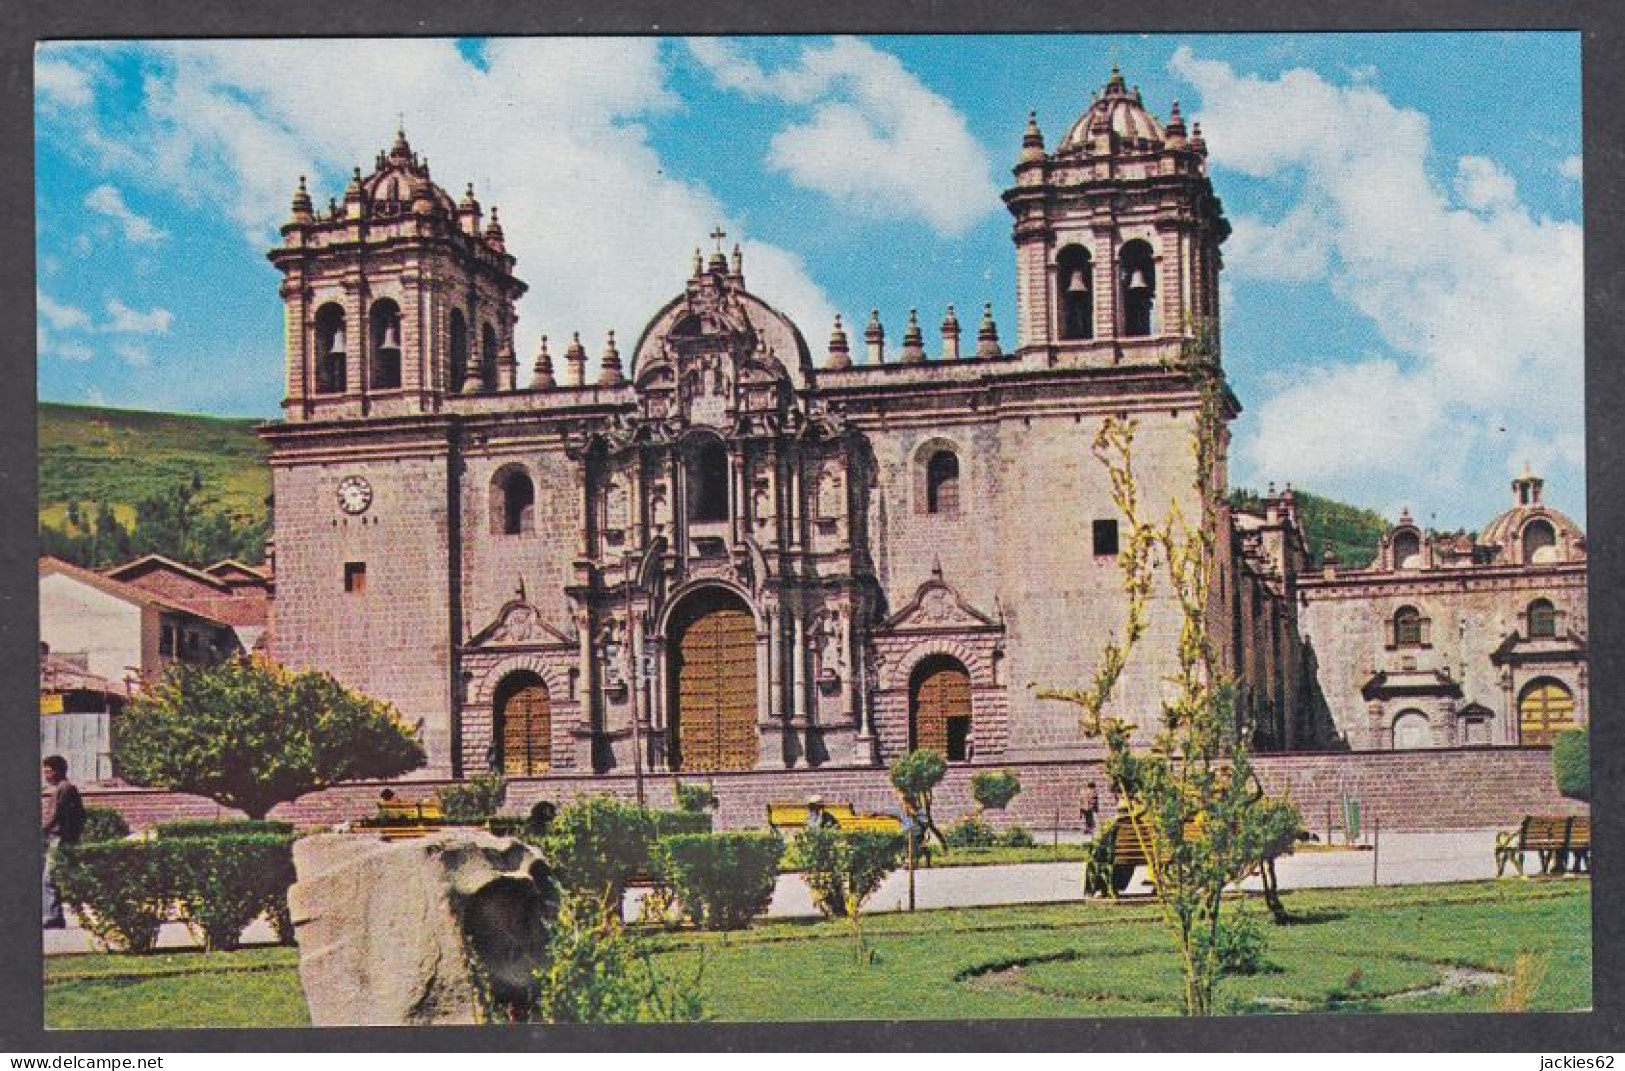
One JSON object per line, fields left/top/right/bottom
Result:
{"left": 1170, "top": 47, "right": 1583, "bottom": 517}
{"left": 691, "top": 37, "right": 998, "bottom": 236}
{"left": 1559, "top": 154, "right": 1582, "bottom": 182}
{"left": 43, "top": 39, "right": 836, "bottom": 374}
{"left": 36, "top": 57, "right": 96, "bottom": 109}
{"left": 38, "top": 291, "right": 92, "bottom": 331}
{"left": 1454, "top": 156, "right": 1517, "bottom": 214}
{"left": 49, "top": 338, "right": 96, "bottom": 363}
{"left": 84, "top": 184, "right": 169, "bottom": 244}
{"left": 103, "top": 298, "right": 174, "bottom": 334}
{"left": 113, "top": 341, "right": 154, "bottom": 367}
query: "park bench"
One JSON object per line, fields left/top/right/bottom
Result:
{"left": 1495, "top": 815, "right": 1589, "bottom": 877}
{"left": 1084, "top": 810, "right": 1290, "bottom": 918}
{"left": 367, "top": 798, "right": 446, "bottom": 840}
{"left": 766, "top": 801, "right": 903, "bottom": 834}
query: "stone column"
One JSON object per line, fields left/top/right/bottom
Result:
{"left": 574, "top": 607, "right": 596, "bottom": 770}
{"left": 767, "top": 605, "right": 783, "bottom": 720}
{"left": 791, "top": 605, "right": 808, "bottom": 725}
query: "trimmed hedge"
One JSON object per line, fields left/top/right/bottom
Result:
{"left": 656, "top": 833, "right": 783, "bottom": 930}
{"left": 80, "top": 806, "right": 132, "bottom": 844}
{"left": 793, "top": 829, "right": 906, "bottom": 918}
{"left": 651, "top": 810, "right": 713, "bottom": 838}
{"left": 441, "top": 774, "right": 506, "bottom": 824}
{"left": 1553, "top": 729, "right": 1590, "bottom": 802}
{"left": 52, "top": 833, "right": 296, "bottom": 953}
{"left": 537, "top": 796, "right": 655, "bottom": 911}
{"left": 944, "top": 816, "right": 998, "bottom": 849}
{"left": 970, "top": 770, "right": 1022, "bottom": 811}
{"left": 155, "top": 819, "right": 293, "bottom": 839}
{"left": 52, "top": 840, "right": 172, "bottom": 953}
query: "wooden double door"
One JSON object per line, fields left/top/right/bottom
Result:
{"left": 911, "top": 658, "right": 972, "bottom": 762}
{"left": 499, "top": 679, "right": 551, "bottom": 776}
{"left": 670, "top": 592, "right": 759, "bottom": 772}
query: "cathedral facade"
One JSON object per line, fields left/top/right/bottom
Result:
{"left": 261, "top": 67, "right": 1579, "bottom": 783}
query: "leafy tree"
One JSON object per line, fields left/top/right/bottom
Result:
{"left": 1552, "top": 729, "right": 1589, "bottom": 802}
{"left": 970, "top": 770, "right": 1021, "bottom": 813}
{"left": 1039, "top": 329, "right": 1301, "bottom": 1016}
{"left": 793, "top": 829, "right": 906, "bottom": 964}
{"left": 537, "top": 796, "right": 656, "bottom": 921}
{"left": 115, "top": 656, "right": 425, "bottom": 819}
{"left": 889, "top": 749, "right": 947, "bottom": 846}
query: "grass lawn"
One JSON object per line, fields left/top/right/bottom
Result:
{"left": 44, "top": 879, "right": 1588, "bottom": 1029}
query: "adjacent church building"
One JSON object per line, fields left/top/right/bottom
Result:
{"left": 261, "top": 67, "right": 1585, "bottom": 782}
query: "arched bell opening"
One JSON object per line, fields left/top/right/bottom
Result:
{"left": 1056, "top": 244, "right": 1094, "bottom": 341}
{"left": 370, "top": 298, "right": 403, "bottom": 390}
{"left": 1119, "top": 239, "right": 1156, "bottom": 338}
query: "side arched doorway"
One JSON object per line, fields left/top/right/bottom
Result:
{"left": 910, "top": 655, "right": 973, "bottom": 762}
{"left": 667, "top": 588, "right": 758, "bottom": 772}
{"left": 1518, "top": 678, "right": 1575, "bottom": 746}
{"left": 495, "top": 672, "right": 551, "bottom": 776}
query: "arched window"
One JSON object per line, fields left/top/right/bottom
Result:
{"left": 926, "top": 451, "right": 960, "bottom": 516}
{"left": 689, "top": 438, "right": 730, "bottom": 522}
{"left": 1056, "top": 244, "right": 1093, "bottom": 341}
{"left": 495, "top": 672, "right": 550, "bottom": 776}
{"left": 1522, "top": 518, "right": 1557, "bottom": 564}
{"left": 1392, "top": 709, "right": 1432, "bottom": 750}
{"left": 1527, "top": 598, "right": 1558, "bottom": 639}
{"left": 370, "top": 299, "right": 402, "bottom": 390}
{"left": 481, "top": 323, "right": 499, "bottom": 391}
{"left": 491, "top": 466, "right": 535, "bottom": 535}
{"left": 1392, "top": 605, "right": 1425, "bottom": 648}
{"left": 1392, "top": 530, "right": 1421, "bottom": 570}
{"left": 449, "top": 310, "right": 468, "bottom": 391}
{"left": 313, "top": 303, "right": 347, "bottom": 394}
{"left": 1119, "top": 239, "right": 1156, "bottom": 337}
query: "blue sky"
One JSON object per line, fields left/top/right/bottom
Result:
{"left": 35, "top": 33, "right": 1583, "bottom": 528}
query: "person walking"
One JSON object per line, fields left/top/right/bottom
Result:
{"left": 1081, "top": 781, "right": 1101, "bottom": 837}
{"left": 42, "top": 755, "right": 85, "bottom": 929}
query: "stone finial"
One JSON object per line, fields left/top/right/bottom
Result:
{"left": 344, "top": 167, "right": 365, "bottom": 219}
{"left": 941, "top": 305, "right": 961, "bottom": 360}
{"left": 731, "top": 242, "right": 743, "bottom": 277}
{"left": 865, "top": 309, "right": 885, "bottom": 364}
{"left": 1106, "top": 62, "right": 1126, "bottom": 94}
{"left": 598, "top": 330, "right": 624, "bottom": 385}
{"left": 1021, "top": 110, "right": 1046, "bottom": 163}
{"left": 900, "top": 308, "right": 926, "bottom": 363}
{"left": 1166, "top": 100, "right": 1187, "bottom": 142}
{"left": 457, "top": 182, "right": 481, "bottom": 235}
{"left": 496, "top": 336, "right": 518, "bottom": 392}
{"left": 1190, "top": 121, "right": 1207, "bottom": 154}
{"left": 693, "top": 248, "right": 704, "bottom": 277}
{"left": 826, "top": 314, "right": 852, "bottom": 370}
{"left": 976, "top": 302, "right": 1002, "bottom": 358}
{"left": 565, "top": 332, "right": 588, "bottom": 387}
{"left": 1321, "top": 539, "right": 1340, "bottom": 578}
{"left": 531, "top": 335, "right": 556, "bottom": 389}
{"left": 484, "top": 206, "right": 506, "bottom": 251}
{"left": 1399, "top": 506, "right": 1414, "bottom": 526}
{"left": 290, "top": 175, "right": 314, "bottom": 222}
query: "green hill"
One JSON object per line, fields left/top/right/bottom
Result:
{"left": 1230, "top": 486, "right": 1391, "bottom": 568}
{"left": 39, "top": 402, "right": 271, "bottom": 530}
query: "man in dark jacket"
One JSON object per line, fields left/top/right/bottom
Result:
{"left": 42, "top": 755, "right": 85, "bottom": 929}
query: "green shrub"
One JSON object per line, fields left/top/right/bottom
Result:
{"left": 793, "top": 829, "right": 906, "bottom": 918}
{"left": 80, "top": 806, "right": 132, "bottom": 844}
{"left": 442, "top": 774, "right": 507, "bottom": 824}
{"left": 155, "top": 819, "right": 293, "bottom": 839}
{"left": 656, "top": 833, "right": 783, "bottom": 930}
{"left": 999, "top": 825, "right": 1037, "bottom": 848}
{"left": 651, "top": 810, "right": 713, "bottom": 838}
{"left": 1553, "top": 729, "right": 1590, "bottom": 802}
{"left": 51, "top": 840, "right": 173, "bottom": 953}
{"left": 673, "top": 781, "right": 717, "bottom": 813}
{"left": 168, "top": 833, "right": 296, "bottom": 951}
{"left": 486, "top": 816, "right": 526, "bottom": 837}
{"left": 970, "top": 770, "right": 1021, "bottom": 812}
{"left": 944, "top": 815, "right": 999, "bottom": 849}
{"left": 1197, "top": 908, "right": 1274, "bottom": 977}
{"left": 539, "top": 796, "right": 655, "bottom": 916}
{"left": 526, "top": 800, "right": 558, "bottom": 836}
{"left": 532, "top": 895, "right": 707, "bottom": 1023}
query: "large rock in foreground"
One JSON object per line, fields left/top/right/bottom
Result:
{"left": 289, "top": 831, "right": 554, "bottom": 1026}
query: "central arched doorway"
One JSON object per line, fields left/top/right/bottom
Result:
{"left": 668, "top": 587, "right": 758, "bottom": 772}
{"left": 495, "top": 672, "right": 551, "bottom": 776}
{"left": 910, "top": 655, "right": 972, "bottom": 762}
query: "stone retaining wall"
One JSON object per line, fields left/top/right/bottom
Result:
{"left": 69, "top": 747, "right": 1584, "bottom": 835}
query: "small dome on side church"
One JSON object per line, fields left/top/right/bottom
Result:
{"left": 1478, "top": 470, "right": 1585, "bottom": 565}
{"left": 1056, "top": 64, "right": 1170, "bottom": 157}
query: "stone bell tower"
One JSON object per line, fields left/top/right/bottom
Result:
{"left": 268, "top": 128, "right": 527, "bottom": 422}
{"left": 1004, "top": 65, "right": 1230, "bottom": 368}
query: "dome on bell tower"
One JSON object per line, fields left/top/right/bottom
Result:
{"left": 1056, "top": 64, "right": 1169, "bottom": 156}
{"left": 357, "top": 126, "right": 459, "bottom": 218}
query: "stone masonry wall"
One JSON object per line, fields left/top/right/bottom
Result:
{"left": 74, "top": 748, "right": 1582, "bottom": 836}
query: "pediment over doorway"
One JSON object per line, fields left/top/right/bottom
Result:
{"left": 467, "top": 600, "right": 573, "bottom": 649}
{"left": 879, "top": 572, "right": 1000, "bottom": 634}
